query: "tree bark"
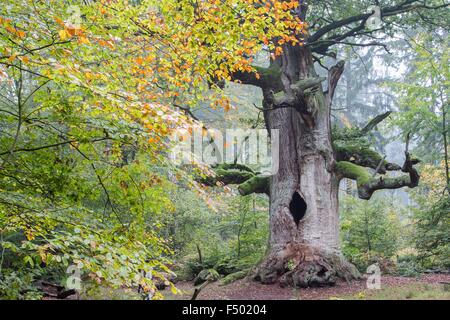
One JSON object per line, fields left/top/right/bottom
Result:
{"left": 252, "top": 45, "right": 360, "bottom": 287}
{"left": 203, "top": 2, "right": 424, "bottom": 288}
{"left": 207, "top": 40, "right": 420, "bottom": 289}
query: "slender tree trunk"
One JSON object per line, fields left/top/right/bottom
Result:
{"left": 440, "top": 94, "right": 449, "bottom": 195}
{"left": 253, "top": 46, "right": 359, "bottom": 287}
{"left": 363, "top": 207, "right": 372, "bottom": 253}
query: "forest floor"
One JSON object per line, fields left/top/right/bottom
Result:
{"left": 164, "top": 274, "right": 450, "bottom": 300}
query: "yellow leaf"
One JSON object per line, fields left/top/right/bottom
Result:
{"left": 7, "top": 54, "right": 16, "bottom": 63}
{"left": 25, "top": 229, "right": 35, "bottom": 241}
{"left": 84, "top": 72, "right": 94, "bottom": 80}
{"left": 58, "top": 29, "right": 69, "bottom": 40}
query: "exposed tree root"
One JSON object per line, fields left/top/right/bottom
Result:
{"left": 252, "top": 243, "right": 360, "bottom": 288}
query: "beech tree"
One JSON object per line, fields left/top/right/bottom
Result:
{"left": 1, "top": 0, "right": 448, "bottom": 295}
{"left": 207, "top": 0, "right": 447, "bottom": 287}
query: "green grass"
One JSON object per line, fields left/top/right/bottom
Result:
{"left": 341, "top": 283, "right": 450, "bottom": 300}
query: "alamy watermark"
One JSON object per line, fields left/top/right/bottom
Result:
{"left": 66, "top": 264, "right": 82, "bottom": 291}
{"left": 366, "top": 5, "right": 383, "bottom": 30}
{"left": 366, "top": 263, "right": 381, "bottom": 290}
{"left": 169, "top": 127, "right": 280, "bottom": 175}
{"left": 66, "top": 5, "right": 82, "bottom": 30}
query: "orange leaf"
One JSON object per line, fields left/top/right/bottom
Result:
{"left": 78, "top": 36, "right": 90, "bottom": 44}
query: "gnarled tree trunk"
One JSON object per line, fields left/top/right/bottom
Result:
{"left": 206, "top": 1, "right": 421, "bottom": 288}
{"left": 252, "top": 45, "right": 359, "bottom": 287}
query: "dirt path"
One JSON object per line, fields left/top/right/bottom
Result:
{"left": 167, "top": 274, "right": 450, "bottom": 300}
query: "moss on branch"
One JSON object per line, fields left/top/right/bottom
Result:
{"left": 332, "top": 112, "right": 393, "bottom": 141}
{"left": 215, "top": 163, "right": 254, "bottom": 173}
{"left": 200, "top": 164, "right": 269, "bottom": 196}
{"left": 336, "top": 161, "right": 371, "bottom": 187}
{"left": 290, "top": 77, "right": 326, "bottom": 92}
{"left": 269, "top": 77, "right": 325, "bottom": 110}
{"left": 333, "top": 142, "right": 401, "bottom": 173}
{"left": 255, "top": 65, "right": 283, "bottom": 88}
{"left": 201, "top": 168, "right": 254, "bottom": 186}
{"left": 336, "top": 160, "right": 419, "bottom": 200}
{"left": 230, "top": 65, "right": 283, "bottom": 91}
{"left": 238, "top": 175, "right": 270, "bottom": 196}
{"left": 335, "top": 143, "right": 383, "bottom": 163}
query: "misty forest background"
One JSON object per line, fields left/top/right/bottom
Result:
{"left": 0, "top": 0, "right": 448, "bottom": 299}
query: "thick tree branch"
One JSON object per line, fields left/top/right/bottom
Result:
{"left": 308, "top": 0, "right": 449, "bottom": 54}
{"left": 238, "top": 175, "right": 269, "bottom": 196}
{"left": 230, "top": 65, "right": 283, "bottom": 91}
{"left": 327, "top": 60, "right": 345, "bottom": 107}
{"left": 290, "top": 77, "right": 327, "bottom": 92}
{"left": 360, "top": 111, "right": 392, "bottom": 135}
{"left": 336, "top": 135, "right": 420, "bottom": 200}
{"left": 309, "top": 0, "right": 416, "bottom": 43}
{"left": 199, "top": 163, "right": 269, "bottom": 196}
{"left": 332, "top": 111, "right": 417, "bottom": 172}
{"left": 200, "top": 164, "right": 253, "bottom": 186}
{"left": 334, "top": 142, "right": 401, "bottom": 173}
{"left": 333, "top": 111, "right": 394, "bottom": 140}
{"left": 268, "top": 77, "right": 326, "bottom": 108}
{"left": 216, "top": 163, "right": 255, "bottom": 173}
{"left": 201, "top": 168, "right": 254, "bottom": 186}
{"left": 336, "top": 160, "right": 418, "bottom": 199}
{"left": 173, "top": 103, "right": 200, "bottom": 121}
